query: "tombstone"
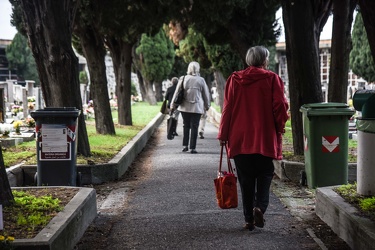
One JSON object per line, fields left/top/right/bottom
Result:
{"left": 25, "top": 80, "right": 35, "bottom": 97}
{"left": 0, "top": 87, "right": 4, "bottom": 122}
{"left": 80, "top": 83, "right": 88, "bottom": 105}
{"left": 13, "top": 84, "right": 23, "bottom": 104}
{"left": 5, "top": 80, "right": 15, "bottom": 104}
{"left": 322, "top": 81, "right": 328, "bottom": 102}
{"left": 22, "top": 88, "right": 28, "bottom": 119}
{"left": 34, "top": 87, "right": 44, "bottom": 110}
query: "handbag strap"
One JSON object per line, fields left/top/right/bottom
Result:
{"left": 181, "top": 75, "right": 185, "bottom": 90}
{"left": 219, "top": 144, "right": 234, "bottom": 174}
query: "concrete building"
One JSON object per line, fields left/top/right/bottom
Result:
{"left": 0, "top": 39, "right": 17, "bottom": 81}
{"left": 276, "top": 39, "right": 367, "bottom": 102}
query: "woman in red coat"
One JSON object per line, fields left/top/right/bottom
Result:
{"left": 217, "top": 46, "right": 289, "bottom": 231}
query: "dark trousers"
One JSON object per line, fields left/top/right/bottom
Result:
{"left": 181, "top": 112, "right": 201, "bottom": 149}
{"left": 233, "top": 154, "right": 274, "bottom": 223}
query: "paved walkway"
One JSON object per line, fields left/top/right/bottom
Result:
{"left": 102, "top": 116, "right": 322, "bottom": 249}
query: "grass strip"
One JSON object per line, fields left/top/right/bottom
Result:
{"left": 3, "top": 102, "right": 161, "bottom": 167}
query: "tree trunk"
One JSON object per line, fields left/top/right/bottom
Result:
{"left": 214, "top": 70, "right": 225, "bottom": 112}
{"left": 76, "top": 23, "right": 116, "bottom": 135}
{"left": 144, "top": 79, "right": 157, "bottom": 105}
{"left": 204, "top": 74, "right": 213, "bottom": 102}
{"left": 20, "top": 0, "right": 91, "bottom": 156}
{"left": 123, "top": 44, "right": 133, "bottom": 125}
{"left": 358, "top": 0, "right": 375, "bottom": 63}
{"left": 133, "top": 51, "right": 156, "bottom": 104}
{"left": 136, "top": 70, "right": 147, "bottom": 102}
{"left": 154, "top": 81, "right": 163, "bottom": 102}
{"left": 328, "top": 0, "right": 356, "bottom": 102}
{"left": 281, "top": 0, "right": 331, "bottom": 155}
{"left": 107, "top": 38, "right": 133, "bottom": 125}
{"left": 0, "top": 147, "right": 14, "bottom": 207}
{"left": 132, "top": 46, "right": 148, "bottom": 102}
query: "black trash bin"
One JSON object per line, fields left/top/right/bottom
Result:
{"left": 31, "top": 107, "right": 80, "bottom": 186}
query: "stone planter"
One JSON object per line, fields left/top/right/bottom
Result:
{"left": 316, "top": 186, "right": 375, "bottom": 249}
{"left": 10, "top": 187, "right": 97, "bottom": 250}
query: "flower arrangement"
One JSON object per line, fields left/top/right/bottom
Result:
{"left": 131, "top": 95, "right": 141, "bottom": 102}
{"left": 11, "top": 105, "right": 20, "bottom": 115}
{"left": 0, "top": 235, "right": 15, "bottom": 249}
{"left": 25, "top": 118, "right": 35, "bottom": 128}
{"left": 0, "top": 124, "right": 12, "bottom": 137}
{"left": 13, "top": 120, "right": 23, "bottom": 134}
{"left": 83, "top": 102, "right": 95, "bottom": 118}
{"left": 2, "top": 130, "right": 10, "bottom": 137}
{"left": 27, "top": 96, "right": 36, "bottom": 102}
{"left": 28, "top": 103, "right": 35, "bottom": 110}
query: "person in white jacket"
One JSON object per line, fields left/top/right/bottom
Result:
{"left": 171, "top": 61, "right": 210, "bottom": 154}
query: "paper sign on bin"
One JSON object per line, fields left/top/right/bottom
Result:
{"left": 322, "top": 136, "right": 339, "bottom": 153}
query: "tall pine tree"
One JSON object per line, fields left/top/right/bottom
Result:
{"left": 136, "top": 29, "right": 175, "bottom": 103}
{"left": 6, "top": 33, "right": 39, "bottom": 82}
{"left": 350, "top": 12, "right": 375, "bottom": 82}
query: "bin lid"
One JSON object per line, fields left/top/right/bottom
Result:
{"left": 353, "top": 90, "right": 375, "bottom": 118}
{"left": 299, "top": 102, "right": 355, "bottom": 116}
{"left": 31, "top": 107, "right": 80, "bottom": 119}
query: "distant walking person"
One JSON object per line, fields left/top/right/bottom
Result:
{"left": 165, "top": 77, "right": 180, "bottom": 136}
{"left": 198, "top": 111, "right": 207, "bottom": 139}
{"left": 217, "top": 46, "right": 289, "bottom": 231}
{"left": 171, "top": 61, "right": 210, "bottom": 154}
{"left": 165, "top": 77, "right": 179, "bottom": 110}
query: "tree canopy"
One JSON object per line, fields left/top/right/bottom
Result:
{"left": 176, "top": 27, "right": 243, "bottom": 79}
{"left": 350, "top": 11, "right": 375, "bottom": 82}
{"left": 176, "top": 28, "right": 211, "bottom": 72}
{"left": 136, "top": 29, "right": 175, "bottom": 84}
{"left": 98, "top": 0, "right": 177, "bottom": 124}
{"left": 135, "top": 28, "right": 176, "bottom": 102}
{"left": 6, "top": 33, "right": 38, "bottom": 82}
{"left": 174, "top": 0, "right": 280, "bottom": 64}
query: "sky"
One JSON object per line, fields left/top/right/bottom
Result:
{"left": 0, "top": 1, "right": 333, "bottom": 42}
{"left": 0, "top": 0, "right": 17, "bottom": 40}
{"left": 275, "top": 8, "right": 333, "bottom": 42}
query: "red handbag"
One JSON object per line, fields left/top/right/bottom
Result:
{"left": 214, "top": 144, "right": 238, "bottom": 209}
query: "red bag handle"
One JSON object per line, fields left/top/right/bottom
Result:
{"left": 219, "top": 144, "right": 234, "bottom": 174}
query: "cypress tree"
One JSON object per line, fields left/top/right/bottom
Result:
{"left": 350, "top": 12, "right": 375, "bottom": 82}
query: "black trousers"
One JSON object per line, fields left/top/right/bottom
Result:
{"left": 234, "top": 154, "right": 274, "bottom": 223}
{"left": 181, "top": 112, "right": 201, "bottom": 149}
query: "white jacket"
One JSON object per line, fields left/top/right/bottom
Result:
{"left": 171, "top": 74, "right": 210, "bottom": 114}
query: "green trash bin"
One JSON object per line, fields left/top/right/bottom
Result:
{"left": 31, "top": 107, "right": 81, "bottom": 186}
{"left": 299, "top": 103, "right": 355, "bottom": 188}
{"left": 353, "top": 90, "right": 375, "bottom": 195}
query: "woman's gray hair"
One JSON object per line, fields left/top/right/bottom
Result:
{"left": 171, "top": 77, "right": 179, "bottom": 85}
{"left": 245, "top": 46, "right": 269, "bottom": 67}
{"left": 187, "top": 61, "right": 200, "bottom": 76}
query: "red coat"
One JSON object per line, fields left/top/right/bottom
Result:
{"left": 217, "top": 66, "right": 289, "bottom": 160}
